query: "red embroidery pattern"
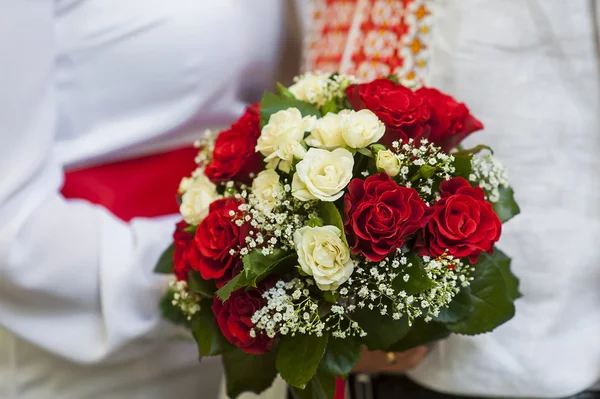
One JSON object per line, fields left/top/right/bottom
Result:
{"left": 303, "top": 0, "right": 432, "bottom": 84}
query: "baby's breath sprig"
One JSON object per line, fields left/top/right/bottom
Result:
{"left": 234, "top": 179, "right": 317, "bottom": 256}
{"left": 192, "top": 129, "right": 218, "bottom": 166}
{"left": 390, "top": 139, "right": 456, "bottom": 204}
{"left": 469, "top": 152, "right": 510, "bottom": 202}
{"left": 251, "top": 278, "right": 365, "bottom": 339}
{"left": 339, "top": 251, "right": 471, "bottom": 327}
{"left": 168, "top": 280, "right": 201, "bottom": 321}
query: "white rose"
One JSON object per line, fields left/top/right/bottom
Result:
{"left": 289, "top": 73, "right": 330, "bottom": 106}
{"left": 179, "top": 170, "right": 218, "bottom": 225}
{"left": 292, "top": 148, "right": 354, "bottom": 202}
{"left": 376, "top": 149, "right": 401, "bottom": 177}
{"left": 255, "top": 108, "right": 316, "bottom": 173}
{"left": 252, "top": 169, "right": 284, "bottom": 212}
{"left": 340, "top": 109, "right": 386, "bottom": 149}
{"left": 305, "top": 112, "right": 347, "bottom": 150}
{"left": 294, "top": 225, "right": 354, "bottom": 291}
{"left": 178, "top": 176, "right": 194, "bottom": 194}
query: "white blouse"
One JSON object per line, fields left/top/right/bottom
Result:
{"left": 409, "top": 0, "right": 600, "bottom": 397}
{"left": 0, "top": 1, "right": 293, "bottom": 398}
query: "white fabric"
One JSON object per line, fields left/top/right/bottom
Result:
{"left": 0, "top": 1, "right": 289, "bottom": 398}
{"left": 408, "top": 0, "right": 600, "bottom": 397}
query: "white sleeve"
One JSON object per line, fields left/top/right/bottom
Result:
{"left": 0, "top": 1, "right": 182, "bottom": 364}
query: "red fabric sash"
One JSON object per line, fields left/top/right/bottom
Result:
{"left": 61, "top": 145, "right": 348, "bottom": 398}
{"left": 61, "top": 146, "right": 198, "bottom": 221}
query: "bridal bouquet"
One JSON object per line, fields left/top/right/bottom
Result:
{"left": 156, "top": 73, "right": 521, "bottom": 399}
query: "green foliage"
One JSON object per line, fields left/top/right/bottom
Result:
{"left": 188, "top": 271, "right": 216, "bottom": 298}
{"left": 242, "top": 249, "right": 296, "bottom": 287}
{"left": 154, "top": 244, "right": 174, "bottom": 274}
{"left": 493, "top": 186, "right": 521, "bottom": 223}
{"left": 260, "top": 92, "right": 321, "bottom": 128}
{"left": 433, "top": 286, "right": 474, "bottom": 324}
{"left": 159, "top": 290, "right": 189, "bottom": 327}
{"left": 447, "top": 250, "right": 517, "bottom": 335}
{"left": 317, "top": 201, "right": 348, "bottom": 247}
{"left": 392, "top": 253, "right": 435, "bottom": 296}
{"left": 216, "top": 273, "right": 248, "bottom": 302}
{"left": 387, "top": 319, "right": 450, "bottom": 352}
{"left": 322, "top": 99, "right": 339, "bottom": 115}
{"left": 353, "top": 304, "right": 410, "bottom": 350}
{"left": 492, "top": 248, "right": 522, "bottom": 300}
{"left": 191, "top": 305, "right": 231, "bottom": 357}
{"left": 453, "top": 145, "right": 493, "bottom": 157}
{"left": 216, "top": 250, "right": 295, "bottom": 301}
{"left": 277, "top": 82, "right": 295, "bottom": 99}
{"left": 290, "top": 371, "right": 336, "bottom": 399}
{"left": 276, "top": 333, "right": 329, "bottom": 389}
{"left": 318, "top": 336, "right": 362, "bottom": 378}
{"left": 222, "top": 348, "right": 278, "bottom": 399}
{"left": 452, "top": 153, "right": 473, "bottom": 180}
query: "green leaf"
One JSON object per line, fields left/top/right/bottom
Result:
{"left": 276, "top": 333, "right": 329, "bottom": 389}
{"left": 154, "top": 244, "right": 174, "bottom": 274}
{"left": 385, "top": 74, "right": 400, "bottom": 84}
{"left": 392, "top": 253, "right": 435, "bottom": 296}
{"left": 277, "top": 82, "right": 295, "bottom": 99}
{"left": 370, "top": 144, "right": 387, "bottom": 154}
{"left": 453, "top": 145, "right": 493, "bottom": 157}
{"left": 308, "top": 215, "right": 325, "bottom": 228}
{"left": 418, "top": 164, "right": 437, "bottom": 179}
{"left": 184, "top": 224, "right": 197, "bottom": 234}
{"left": 433, "top": 286, "right": 474, "bottom": 324}
{"left": 322, "top": 99, "right": 339, "bottom": 115}
{"left": 386, "top": 319, "right": 450, "bottom": 352}
{"left": 492, "top": 186, "right": 521, "bottom": 223}
{"left": 357, "top": 148, "right": 373, "bottom": 158}
{"left": 352, "top": 305, "right": 410, "bottom": 350}
{"left": 452, "top": 154, "right": 473, "bottom": 180}
{"left": 447, "top": 251, "right": 516, "bottom": 335}
{"left": 222, "top": 347, "right": 278, "bottom": 399}
{"left": 243, "top": 249, "right": 295, "bottom": 287}
{"left": 290, "top": 371, "right": 336, "bottom": 399}
{"left": 317, "top": 201, "right": 348, "bottom": 247}
{"left": 188, "top": 271, "right": 216, "bottom": 298}
{"left": 191, "top": 305, "right": 232, "bottom": 357}
{"left": 318, "top": 336, "right": 362, "bottom": 378}
{"left": 260, "top": 92, "right": 321, "bottom": 127}
{"left": 322, "top": 291, "right": 338, "bottom": 304}
{"left": 493, "top": 248, "right": 521, "bottom": 300}
{"left": 216, "top": 273, "right": 248, "bottom": 302}
{"left": 159, "top": 290, "right": 189, "bottom": 327}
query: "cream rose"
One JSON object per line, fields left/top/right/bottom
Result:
{"left": 305, "top": 111, "right": 348, "bottom": 150}
{"left": 289, "top": 72, "right": 330, "bottom": 107}
{"left": 252, "top": 169, "right": 284, "bottom": 212}
{"left": 292, "top": 148, "right": 354, "bottom": 202}
{"left": 179, "top": 170, "right": 218, "bottom": 225}
{"left": 376, "top": 149, "right": 401, "bottom": 177}
{"left": 255, "top": 108, "right": 315, "bottom": 173}
{"left": 294, "top": 225, "right": 354, "bottom": 291}
{"left": 340, "top": 109, "right": 386, "bottom": 149}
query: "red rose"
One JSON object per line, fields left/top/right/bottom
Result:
{"left": 346, "top": 79, "right": 431, "bottom": 145}
{"left": 193, "top": 198, "right": 248, "bottom": 281}
{"left": 416, "top": 87, "right": 484, "bottom": 152}
{"left": 205, "top": 105, "right": 262, "bottom": 184}
{"left": 212, "top": 287, "right": 274, "bottom": 354}
{"left": 415, "top": 177, "right": 501, "bottom": 263}
{"left": 172, "top": 220, "right": 202, "bottom": 282}
{"left": 344, "top": 173, "right": 432, "bottom": 262}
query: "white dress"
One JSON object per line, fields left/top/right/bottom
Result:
{"left": 0, "top": 1, "right": 294, "bottom": 398}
